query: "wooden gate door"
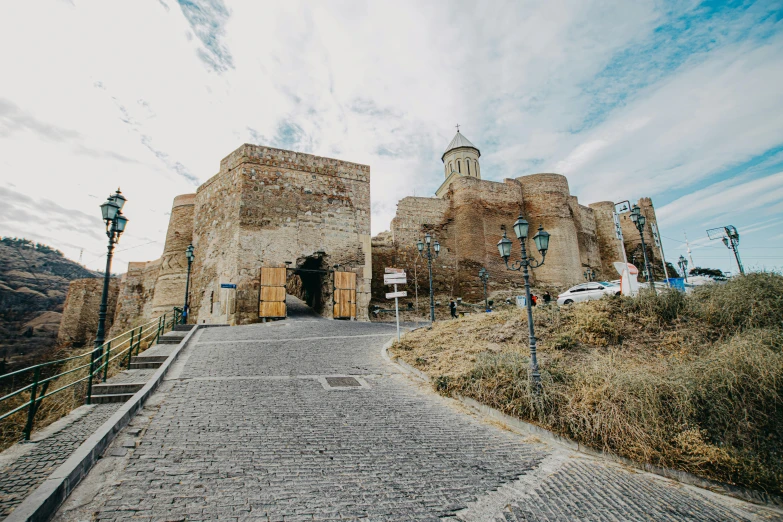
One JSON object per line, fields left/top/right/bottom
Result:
{"left": 259, "top": 267, "right": 287, "bottom": 319}
{"left": 333, "top": 271, "right": 356, "bottom": 320}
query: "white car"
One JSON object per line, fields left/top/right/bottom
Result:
{"left": 557, "top": 282, "right": 621, "bottom": 305}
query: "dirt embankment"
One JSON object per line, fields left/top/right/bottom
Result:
{"left": 391, "top": 272, "right": 783, "bottom": 495}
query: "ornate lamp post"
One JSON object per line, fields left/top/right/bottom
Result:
{"left": 630, "top": 205, "right": 655, "bottom": 287}
{"left": 95, "top": 189, "right": 128, "bottom": 350}
{"left": 497, "top": 215, "right": 551, "bottom": 389}
{"left": 416, "top": 232, "right": 440, "bottom": 322}
{"left": 182, "top": 244, "right": 195, "bottom": 324}
{"left": 678, "top": 255, "right": 688, "bottom": 282}
{"left": 583, "top": 268, "right": 596, "bottom": 281}
{"left": 478, "top": 268, "right": 490, "bottom": 311}
{"left": 721, "top": 226, "right": 744, "bottom": 275}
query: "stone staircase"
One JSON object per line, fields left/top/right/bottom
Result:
{"left": 90, "top": 324, "right": 195, "bottom": 403}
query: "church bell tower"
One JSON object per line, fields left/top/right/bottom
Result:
{"left": 436, "top": 128, "right": 481, "bottom": 197}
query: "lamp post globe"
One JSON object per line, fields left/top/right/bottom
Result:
{"left": 497, "top": 215, "right": 551, "bottom": 391}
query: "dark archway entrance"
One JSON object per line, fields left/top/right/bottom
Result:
{"left": 287, "top": 255, "right": 330, "bottom": 316}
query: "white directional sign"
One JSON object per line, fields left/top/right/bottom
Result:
{"left": 386, "top": 290, "right": 407, "bottom": 299}
{"left": 385, "top": 268, "right": 405, "bottom": 274}
{"left": 384, "top": 273, "right": 407, "bottom": 285}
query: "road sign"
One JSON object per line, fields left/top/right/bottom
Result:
{"left": 221, "top": 283, "right": 237, "bottom": 289}
{"left": 384, "top": 274, "right": 407, "bottom": 285}
{"left": 385, "top": 268, "right": 405, "bottom": 274}
{"left": 386, "top": 290, "right": 407, "bottom": 299}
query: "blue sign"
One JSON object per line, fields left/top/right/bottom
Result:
{"left": 220, "top": 283, "right": 237, "bottom": 289}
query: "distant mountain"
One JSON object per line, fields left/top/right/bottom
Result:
{"left": 0, "top": 238, "right": 99, "bottom": 374}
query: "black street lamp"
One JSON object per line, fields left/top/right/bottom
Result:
{"left": 583, "top": 268, "right": 596, "bottom": 281}
{"left": 182, "top": 244, "right": 195, "bottom": 324}
{"left": 497, "top": 215, "right": 551, "bottom": 389}
{"left": 416, "top": 232, "right": 440, "bottom": 322}
{"left": 95, "top": 189, "right": 128, "bottom": 350}
{"left": 630, "top": 205, "right": 655, "bottom": 287}
{"left": 478, "top": 267, "right": 490, "bottom": 311}
{"left": 678, "top": 255, "right": 688, "bottom": 282}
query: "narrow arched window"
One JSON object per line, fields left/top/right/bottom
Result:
{"left": 458, "top": 160, "right": 461, "bottom": 173}
{"left": 467, "top": 159, "right": 471, "bottom": 176}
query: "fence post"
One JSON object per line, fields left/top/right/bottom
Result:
{"left": 127, "top": 330, "right": 135, "bottom": 368}
{"left": 23, "top": 367, "right": 41, "bottom": 440}
{"left": 102, "top": 341, "right": 111, "bottom": 382}
{"left": 86, "top": 348, "right": 97, "bottom": 405}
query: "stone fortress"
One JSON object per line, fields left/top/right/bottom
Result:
{"left": 370, "top": 130, "right": 661, "bottom": 303}
{"left": 58, "top": 132, "right": 660, "bottom": 343}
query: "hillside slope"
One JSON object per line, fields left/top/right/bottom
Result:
{"left": 0, "top": 238, "right": 98, "bottom": 373}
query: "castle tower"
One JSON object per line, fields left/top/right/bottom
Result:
{"left": 150, "top": 194, "right": 196, "bottom": 317}
{"left": 436, "top": 130, "right": 481, "bottom": 197}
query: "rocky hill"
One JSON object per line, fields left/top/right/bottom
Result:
{"left": 0, "top": 238, "right": 98, "bottom": 374}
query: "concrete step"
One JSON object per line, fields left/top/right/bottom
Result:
{"left": 91, "top": 382, "right": 145, "bottom": 395}
{"left": 172, "top": 324, "right": 195, "bottom": 332}
{"left": 156, "top": 332, "right": 187, "bottom": 344}
{"left": 129, "top": 354, "right": 168, "bottom": 369}
{"left": 89, "top": 393, "right": 136, "bottom": 404}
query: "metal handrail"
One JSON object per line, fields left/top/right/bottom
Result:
{"left": 0, "top": 308, "right": 181, "bottom": 440}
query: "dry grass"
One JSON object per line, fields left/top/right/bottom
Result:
{"left": 391, "top": 272, "right": 783, "bottom": 494}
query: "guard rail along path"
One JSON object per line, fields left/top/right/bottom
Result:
{"left": 0, "top": 309, "right": 182, "bottom": 443}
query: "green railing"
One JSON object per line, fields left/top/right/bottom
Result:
{"left": 0, "top": 309, "right": 181, "bottom": 441}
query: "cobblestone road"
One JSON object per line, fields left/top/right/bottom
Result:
{"left": 54, "top": 309, "right": 782, "bottom": 521}
{"left": 0, "top": 403, "right": 119, "bottom": 518}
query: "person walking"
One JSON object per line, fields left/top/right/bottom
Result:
{"left": 449, "top": 298, "right": 457, "bottom": 319}
{"left": 543, "top": 291, "right": 551, "bottom": 304}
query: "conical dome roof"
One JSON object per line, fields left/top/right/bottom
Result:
{"left": 442, "top": 131, "right": 480, "bottom": 161}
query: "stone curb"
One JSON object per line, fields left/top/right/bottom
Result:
{"left": 382, "top": 334, "right": 783, "bottom": 511}
{"left": 5, "top": 325, "right": 204, "bottom": 522}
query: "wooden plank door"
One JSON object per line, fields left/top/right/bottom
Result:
{"left": 333, "top": 271, "right": 356, "bottom": 319}
{"left": 259, "top": 267, "right": 287, "bottom": 318}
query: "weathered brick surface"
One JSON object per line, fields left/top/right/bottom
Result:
{"left": 150, "top": 194, "right": 195, "bottom": 317}
{"left": 108, "top": 259, "right": 161, "bottom": 337}
{"left": 371, "top": 174, "right": 661, "bottom": 302}
{"left": 56, "top": 278, "right": 119, "bottom": 347}
{"left": 190, "top": 144, "right": 372, "bottom": 325}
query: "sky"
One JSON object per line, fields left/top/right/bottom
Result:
{"left": 1, "top": 0, "right": 782, "bottom": 276}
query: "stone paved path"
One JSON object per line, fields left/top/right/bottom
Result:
{"left": 54, "top": 310, "right": 783, "bottom": 521}
{"left": 0, "top": 403, "right": 119, "bottom": 519}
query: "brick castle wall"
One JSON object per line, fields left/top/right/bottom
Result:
{"left": 150, "top": 194, "right": 195, "bottom": 317}
{"left": 192, "top": 144, "right": 372, "bottom": 324}
{"left": 108, "top": 259, "right": 161, "bottom": 337}
{"left": 370, "top": 173, "right": 657, "bottom": 303}
{"left": 57, "top": 277, "right": 120, "bottom": 347}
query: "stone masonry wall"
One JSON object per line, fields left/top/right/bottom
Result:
{"left": 371, "top": 173, "right": 644, "bottom": 304}
{"left": 150, "top": 194, "right": 195, "bottom": 318}
{"left": 192, "top": 144, "right": 372, "bottom": 324}
{"left": 57, "top": 277, "right": 119, "bottom": 347}
{"left": 517, "top": 174, "right": 583, "bottom": 288}
{"left": 108, "top": 259, "right": 161, "bottom": 338}
{"left": 589, "top": 201, "right": 627, "bottom": 280}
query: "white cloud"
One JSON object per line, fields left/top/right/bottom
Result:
{"left": 0, "top": 0, "right": 781, "bottom": 277}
